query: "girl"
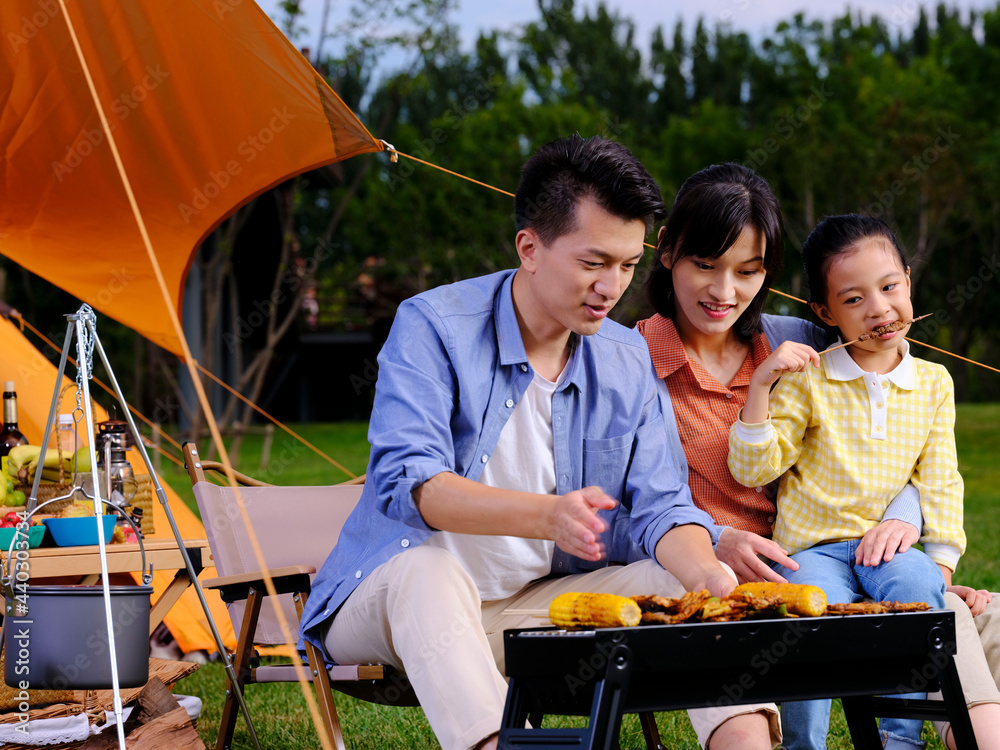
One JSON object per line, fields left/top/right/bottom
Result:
{"left": 727, "top": 214, "right": 961, "bottom": 750}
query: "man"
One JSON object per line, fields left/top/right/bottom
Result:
{"left": 299, "top": 135, "right": 777, "bottom": 749}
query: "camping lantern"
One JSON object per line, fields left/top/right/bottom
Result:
{"left": 95, "top": 417, "right": 137, "bottom": 508}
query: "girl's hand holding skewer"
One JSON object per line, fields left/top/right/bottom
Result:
{"left": 742, "top": 342, "right": 820, "bottom": 423}
{"left": 759, "top": 341, "right": 822, "bottom": 385}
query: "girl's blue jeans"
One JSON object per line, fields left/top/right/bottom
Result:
{"left": 771, "top": 540, "right": 946, "bottom": 750}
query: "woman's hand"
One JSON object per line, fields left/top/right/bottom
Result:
{"left": 948, "top": 584, "right": 992, "bottom": 616}
{"left": 854, "top": 519, "right": 920, "bottom": 567}
{"left": 715, "top": 527, "right": 799, "bottom": 584}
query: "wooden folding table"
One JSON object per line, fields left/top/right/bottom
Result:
{"left": 3, "top": 538, "right": 214, "bottom": 635}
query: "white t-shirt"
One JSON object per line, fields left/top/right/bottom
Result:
{"left": 423, "top": 368, "right": 561, "bottom": 600}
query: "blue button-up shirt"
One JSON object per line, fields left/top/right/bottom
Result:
{"left": 299, "top": 270, "right": 717, "bottom": 653}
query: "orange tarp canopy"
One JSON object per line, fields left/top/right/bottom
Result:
{"left": 0, "top": 0, "right": 382, "bottom": 355}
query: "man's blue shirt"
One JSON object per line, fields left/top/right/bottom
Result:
{"left": 299, "top": 270, "right": 716, "bottom": 653}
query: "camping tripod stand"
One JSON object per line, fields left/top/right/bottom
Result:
{"left": 27, "top": 305, "right": 261, "bottom": 750}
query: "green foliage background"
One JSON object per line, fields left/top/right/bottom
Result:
{"left": 4, "top": 0, "right": 1000, "bottom": 417}
{"left": 308, "top": 0, "right": 1000, "bottom": 401}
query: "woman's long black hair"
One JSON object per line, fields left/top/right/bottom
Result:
{"left": 642, "top": 163, "right": 784, "bottom": 341}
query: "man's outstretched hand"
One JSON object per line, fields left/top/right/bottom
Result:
{"left": 550, "top": 486, "right": 616, "bottom": 562}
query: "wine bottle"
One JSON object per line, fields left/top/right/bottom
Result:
{"left": 0, "top": 381, "right": 29, "bottom": 458}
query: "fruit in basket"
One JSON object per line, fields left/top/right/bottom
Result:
{"left": 6, "top": 489, "right": 26, "bottom": 507}
{"left": 39, "top": 466, "right": 67, "bottom": 482}
{"left": 22, "top": 447, "right": 68, "bottom": 482}
{"left": 58, "top": 502, "right": 93, "bottom": 518}
{"left": 71, "top": 446, "right": 92, "bottom": 473}
{"left": 7, "top": 444, "right": 41, "bottom": 479}
{"left": 0, "top": 458, "right": 15, "bottom": 486}
{"left": 8, "top": 444, "right": 92, "bottom": 484}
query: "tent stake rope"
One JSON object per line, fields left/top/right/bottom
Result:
{"left": 13, "top": 313, "right": 185, "bottom": 466}
{"left": 194, "top": 364, "right": 359, "bottom": 479}
{"left": 387, "top": 148, "right": 1000, "bottom": 377}
{"left": 55, "top": 1, "right": 333, "bottom": 747}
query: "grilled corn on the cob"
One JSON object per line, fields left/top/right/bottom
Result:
{"left": 733, "top": 582, "right": 827, "bottom": 617}
{"left": 548, "top": 592, "right": 641, "bottom": 628}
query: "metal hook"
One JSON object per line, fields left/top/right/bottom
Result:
{"left": 379, "top": 139, "right": 399, "bottom": 163}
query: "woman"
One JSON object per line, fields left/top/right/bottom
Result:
{"left": 635, "top": 162, "right": 1000, "bottom": 749}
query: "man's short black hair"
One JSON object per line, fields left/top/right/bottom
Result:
{"left": 514, "top": 135, "right": 664, "bottom": 244}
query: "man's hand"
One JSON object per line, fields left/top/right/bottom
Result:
{"left": 949, "top": 585, "right": 993, "bottom": 617}
{"left": 716, "top": 527, "right": 798, "bottom": 584}
{"left": 855, "top": 519, "right": 919, "bottom": 567}
{"left": 654, "top": 524, "right": 739, "bottom": 598}
{"left": 549, "top": 486, "right": 617, "bottom": 562}
{"left": 687, "top": 567, "right": 739, "bottom": 598}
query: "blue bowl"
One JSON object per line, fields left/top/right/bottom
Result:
{"left": 43, "top": 514, "right": 117, "bottom": 547}
{"left": 0, "top": 524, "right": 45, "bottom": 551}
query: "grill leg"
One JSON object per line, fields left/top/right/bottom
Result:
{"left": 638, "top": 712, "right": 663, "bottom": 750}
{"left": 588, "top": 644, "right": 632, "bottom": 750}
{"left": 498, "top": 644, "right": 633, "bottom": 750}
{"left": 937, "top": 655, "right": 978, "bottom": 750}
{"left": 841, "top": 696, "right": 885, "bottom": 750}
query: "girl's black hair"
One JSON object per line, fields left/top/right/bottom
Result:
{"left": 642, "top": 163, "right": 784, "bottom": 341}
{"left": 801, "top": 214, "right": 909, "bottom": 306}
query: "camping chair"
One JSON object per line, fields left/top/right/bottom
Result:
{"left": 182, "top": 442, "right": 417, "bottom": 750}
{"left": 183, "top": 442, "right": 664, "bottom": 750}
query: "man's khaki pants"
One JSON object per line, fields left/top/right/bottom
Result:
{"left": 324, "top": 545, "right": 780, "bottom": 750}
{"left": 930, "top": 591, "right": 1000, "bottom": 741}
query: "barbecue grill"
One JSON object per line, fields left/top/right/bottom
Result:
{"left": 500, "top": 609, "right": 976, "bottom": 749}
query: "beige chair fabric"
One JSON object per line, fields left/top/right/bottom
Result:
{"left": 192, "top": 481, "right": 360, "bottom": 646}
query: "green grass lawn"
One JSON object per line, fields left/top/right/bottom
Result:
{"left": 166, "top": 405, "right": 1000, "bottom": 749}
